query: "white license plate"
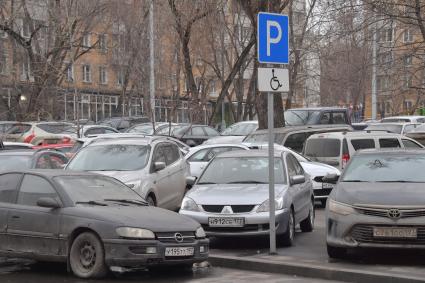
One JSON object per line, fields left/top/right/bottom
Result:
{"left": 373, "top": 227, "right": 417, "bottom": 238}
{"left": 165, "top": 247, "right": 194, "bottom": 257}
{"left": 322, "top": 183, "right": 334, "bottom": 189}
{"left": 208, "top": 217, "right": 244, "bottom": 227}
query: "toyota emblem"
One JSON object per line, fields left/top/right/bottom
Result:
{"left": 174, "top": 233, "right": 184, "bottom": 243}
{"left": 387, "top": 208, "right": 401, "bottom": 219}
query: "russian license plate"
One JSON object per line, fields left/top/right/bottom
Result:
{"left": 165, "top": 247, "right": 194, "bottom": 257}
{"left": 373, "top": 227, "right": 417, "bottom": 238}
{"left": 322, "top": 183, "right": 334, "bottom": 189}
{"left": 208, "top": 217, "right": 244, "bottom": 227}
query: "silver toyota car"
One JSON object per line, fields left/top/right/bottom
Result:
{"left": 326, "top": 149, "right": 425, "bottom": 258}
{"left": 180, "top": 150, "right": 314, "bottom": 246}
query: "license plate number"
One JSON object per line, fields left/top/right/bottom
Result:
{"left": 165, "top": 247, "right": 194, "bottom": 257}
{"left": 322, "top": 183, "right": 334, "bottom": 189}
{"left": 373, "top": 227, "right": 417, "bottom": 238}
{"left": 208, "top": 217, "right": 244, "bottom": 227}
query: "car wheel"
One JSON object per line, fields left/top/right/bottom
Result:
{"left": 69, "top": 232, "right": 108, "bottom": 278}
{"left": 146, "top": 195, "right": 156, "bottom": 206}
{"left": 280, "top": 208, "right": 295, "bottom": 247}
{"left": 327, "top": 244, "right": 347, "bottom": 259}
{"left": 300, "top": 201, "right": 314, "bottom": 232}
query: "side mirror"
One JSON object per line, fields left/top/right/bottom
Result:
{"left": 153, "top": 161, "right": 166, "bottom": 172}
{"left": 186, "top": 176, "right": 197, "bottom": 188}
{"left": 322, "top": 173, "right": 339, "bottom": 184}
{"left": 290, "top": 175, "right": 305, "bottom": 185}
{"left": 37, "top": 197, "right": 61, "bottom": 209}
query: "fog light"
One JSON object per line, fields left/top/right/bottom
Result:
{"left": 146, "top": 247, "right": 157, "bottom": 254}
{"left": 200, "top": 246, "right": 208, "bottom": 253}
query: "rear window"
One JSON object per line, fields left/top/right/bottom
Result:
{"left": 6, "top": 124, "right": 32, "bottom": 134}
{"left": 379, "top": 138, "right": 401, "bottom": 148}
{"left": 37, "top": 123, "right": 74, "bottom": 134}
{"left": 351, "top": 139, "right": 375, "bottom": 150}
{"left": 284, "top": 133, "right": 307, "bottom": 153}
{"left": 304, "top": 138, "right": 341, "bottom": 157}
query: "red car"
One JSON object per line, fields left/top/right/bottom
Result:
{"left": 32, "top": 143, "right": 74, "bottom": 154}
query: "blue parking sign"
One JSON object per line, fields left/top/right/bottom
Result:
{"left": 257, "top": 12, "right": 289, "bottom": 64}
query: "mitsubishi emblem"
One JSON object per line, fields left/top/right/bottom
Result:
{"left": 221, "top": 206, "right": 233, "bottom": 214}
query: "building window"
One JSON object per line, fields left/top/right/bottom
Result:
{"left": 0, "top": 47, "right": 7, "bottom": 75}
{"left": 99, "top": 66, "right": 107, "bottom": 84}
{"left": 404, "top": 100, "right": 413, "bottom": 112}
{"left": 195, "top": 76, "right": 203, "bottom": 92}
{"left": 377, "top": 75, "right": 389, "bottom": 91}
{"left": 21, "top": 56, "right": 32, "bottom": 81}
{"left": 404, "top": 74, "right": 413, "bottom": 89}
{"left": 377, "top": 51, "right": 392, "bottom": 66}
{"left": 98, "top": 34, "right": 107, "bottom": 52}
{"left": 82, "top": 64, "right": 91, "bottom": 83}
{"left": 82, "top": 34, "right": 91, "bottom": 48}
{"left": 65, "top": 63, "right": 74, "bottom": 82}
{"left": 117, "top": 70, "right": 124, "bottom": 86}
{"left": 0, "top": 30, "right": 7, "bottom": 39}
{"left": 404, "top": 55, "right": 413, "bottom": 66}
{"left": 403, "top": 29, "right": 413, "bottom": 43}
{"left": 378, "top": 28, "right": 393, "bottom": 43}
{"left": 209, "top": 80, "right": 216, "bottom": 96}
{"left": 21, "top": 19, "right": 31, "bottom": 38}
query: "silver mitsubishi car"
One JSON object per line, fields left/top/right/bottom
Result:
{"left": 326, "top": 149, "right": 425, "bottom": 258}
{"left": 180, "top": 150, "right": 314, "bottom": 246}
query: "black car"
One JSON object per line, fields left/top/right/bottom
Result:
{"left": 170, "top": 124, "right": 220, "bottom": 146}
{"left": 0, "top": 149, "right": 68, "bottom": 170}
{"left": 284, "top": 107, "right": 351, "bottom": 126}
{"left": 99, "top": 116, "right": 149, "bottom": 132}
{"left": 0, "top": 170, "right": 209, "bottom": 278}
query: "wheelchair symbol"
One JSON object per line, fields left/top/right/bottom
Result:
{"left": 269, "top": 69, "right": 282, "bottom": 91}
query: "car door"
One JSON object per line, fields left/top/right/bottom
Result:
{"left": 6, "top": 174, "right": 62, "bottom": 256}
{"left": 285, "top": 153, "right": 305, "bottom": 223}
{"left": 0, "top": 173, "right": 22, "bottom": 253}
{"left": 150, "top": 143, "right": 172, "bottom": 209}
{"left": 288, "top": 153, "right": 311, "bottom": 222}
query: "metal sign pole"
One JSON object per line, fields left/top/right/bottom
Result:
{"left": 268, "top": 91, "right": 276, "bottom": 254}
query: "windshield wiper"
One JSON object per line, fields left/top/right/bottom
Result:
{"left": 377, "top": 180, "right": 417, "bottom": 183}
{"left": 342, "top": 180, "right": 364, "bottom": 182}
{"left": 104, "top": 199, "right": 148, "bottom": 206}
{"left": 75, "top": 200, "right": 108, "bottom": 206}
{"left": 197, "top": 182, "right": 217, "bottom": 185}
{"left": 226, "top": 181, "right": 267, "bottom": 184}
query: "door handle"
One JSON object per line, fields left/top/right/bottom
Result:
{"left": 11, "top": 215, "right": 20, "bottom": 219}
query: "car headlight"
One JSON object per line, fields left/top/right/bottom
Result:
{"left": 257, "top": 198, "right": 284, "bottom": 212}
{"left": 195, "top": 227, "right": 206, "bottom": 238}
{"left": 328, "top": 200, "right": 356, "bottom": 216}
{"left": 180, "top": 197, "right": 200, "bottom": 212}
{"left": 116, "top": 227, "right": 155, "bottom": 239}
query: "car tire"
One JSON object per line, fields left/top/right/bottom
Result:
{"left": 69, "top": 232, "right": 108, "bottom": 278}
{"left": 146, "top": 195, "right": 156, "bottom": 206}
{"left": 300, "top": 201, "right": 314, "bottom": 232}
{"left": 280, "top": 208, "right": 295, "bottom": 247}
{"left": 327, "top": 244, "right": 347, "bottom": 259}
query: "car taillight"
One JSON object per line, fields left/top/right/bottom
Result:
{"left": 62, "top": 137, "right": 71, "bottom": 144}
{"left": 24, "top": 133, "right": 35, "bottom": 143}
{"left": 342, "top": 153, "right": 350, "bottom": 169}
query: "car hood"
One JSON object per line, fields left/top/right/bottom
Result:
{"left": 335, "top": 182, "right": 425, "bottom": 207}
{"left": 203, "top": 136, "right": 245, "bottom": 145}
{"left": 300, "top": 161, "right": 340, "bottom": 178}
{"left": 91, "top": 170, "right": 144, "bottom": 183}
{"left": 187, "top": 183, "right": 288, "bottom": 205}
{"left": 67, "top": 205, "right": 200, "bottom": 232}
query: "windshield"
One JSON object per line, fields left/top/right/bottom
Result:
{"left": 126, "top": 124, "right": 154, "bottom": 134}
{"left": 198, "top": 156, "right": 286, "bottom": 184}
{"left": 54, "top": 175, "right": 143, "bottom": 205}
{"left": 342, "top": 154, "right": 425, "bottom": 182}
{"left": 413, "top": 124, "right": 425, "bottom": 132}
{"left": 37, "top": 123, "right": 75, "bottom": 134}
{"left": 173, "top": 125, "right": 191, "bottom": 136}
{"left": 284, "top": 110, "right": 321, "bottom": 126}
{"left": 67, "top": 144, "right": 150, "bottom": 171}
{"left": 381, "top": 118, "right": 410, "bottom": 123}
{"left": 221, "top": 123, "right": 257, "bottom": 136}
{"left": 0, "top": 155, "right": 31, "bottom": 170}
{"left": 243, "top": 133, "right": 286, "bottom": 144}
{"left": 365, "top": 124, "right": 402, "bottom": 134}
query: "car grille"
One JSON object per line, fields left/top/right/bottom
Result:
{"left": 156, "top": 232, "right": 195, "bottom": 243}
{"left": 350, "top": 225, "right": 425, "bottom": 244}
{"left": 201, "top": 205, "right": 256, "bottom": 213}
{"left": 356, "top": 206, "right": 425, "bottom": 219}
{"left": 314, "top": 188, "right": 332, "bottom": 197}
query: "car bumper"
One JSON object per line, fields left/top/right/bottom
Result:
{"left": 103, "top": 238, "right": 209, "bottom": 268}
{"left": 312, "top": 180, "right": 333, "bottom": 200}
{"left": 180, "top": 209, "right": 290, "bottom": 237}
{"left": 327, "top": 211, "right": 425, "bottom": 249}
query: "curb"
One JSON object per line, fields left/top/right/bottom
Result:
{"left": 209, "top": 254, "right": 425, "bottom": 283}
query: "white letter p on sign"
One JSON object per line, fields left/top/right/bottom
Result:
{"left": 266, "top": 20, "right": 282, "bottom": 56}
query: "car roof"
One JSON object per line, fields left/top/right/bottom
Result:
{"left": 251, "top": 124, "right": 353, "bottom": 135}
{"left": 356, "top": 148, "right": 425, "bottom": 155}
{"left": 1, "top": 169, "right": 104, "bottom": 179}
{"left": 186, "top": 144, "right": 249, "bottom": 156}
{"left": 382, "top": 116, "right": 424, "bottom": 120}
{"left": 215, "top": 149, "right": 283, "bottom": 158}
{"left": 308, "top": 131, "right": 404, "bottom": 139}
{"left": 366, "top": 122, "right": 418, "bottom": 126}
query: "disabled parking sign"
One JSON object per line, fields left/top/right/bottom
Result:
{"left": 257, "top": 12, "right": 289, "bottom": 64}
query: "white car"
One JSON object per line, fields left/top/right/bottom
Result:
{"left": 203, "top": 121, "right": 258, "bottom": 145}
{"left": 381, "top": 115, "right": 425, "bottom": 123}
{"left": 185, "top": 144, "right": 250, "bottom": 177}
{"left": 186, "top": 142, "right": 340, "bottom": 205}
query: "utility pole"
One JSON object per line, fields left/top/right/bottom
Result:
{"left": 149, "top": 0, "right": 156, "bottom": 124}
{"left": 220, "top": 29, "right": 225, "bottom": 130}
{"left": 371, "top": 19, "right": 378, "bottom": 120}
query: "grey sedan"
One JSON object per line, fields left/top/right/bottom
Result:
{"left": 326, "top": 149, "right": 425, "bottom": 258}
{"left": 0, "top": 170, "right": 208, "bottom": 278}
{"left": 180, "top": 150, "right": 314, "bottom": 246}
